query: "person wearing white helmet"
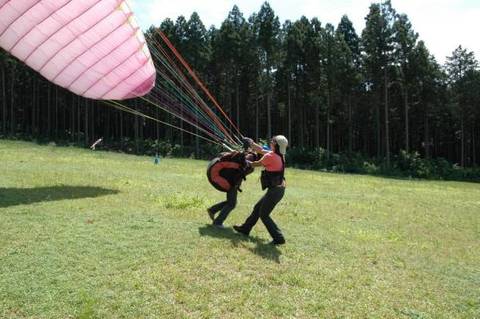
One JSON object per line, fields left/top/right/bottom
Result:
{"left": 234, "top": 135, "right": 288, "bottom": 245}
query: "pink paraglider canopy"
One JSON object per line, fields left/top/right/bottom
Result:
{"left": 0, "top": 0, "right": 156, "bottom": 100}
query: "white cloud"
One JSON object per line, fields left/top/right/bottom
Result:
{"left": 130, "top": 0, "right": 480, "bottom": 64}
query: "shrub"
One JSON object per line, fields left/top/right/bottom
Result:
{"left": 394, "top": 150, "right": 433, "bottom": 178}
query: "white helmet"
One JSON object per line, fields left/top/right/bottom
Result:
{"left": 272, "top": 135, "right": 288, "bottom": 155}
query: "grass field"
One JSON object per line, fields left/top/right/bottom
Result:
{"left": 0, "top": 140, "right": 479, "bottom": 318}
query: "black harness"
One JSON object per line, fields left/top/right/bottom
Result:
{"left": 260, "top": 153, "right": 285, "bottom": 190}
{"left": 207, "top": 151, "right": 258, "bottom": 192}
{"left": 260, "top": 170, "right": 284, "bottom": 190}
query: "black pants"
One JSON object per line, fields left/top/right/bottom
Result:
{"left": 209, "top": 188, "right": 237, "bottom": 225}
{"left": 241, "top": 186, "right": 285, "bottom": 242}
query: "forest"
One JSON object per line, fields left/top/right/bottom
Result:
{"left": 1, "top": 1, "right": 479, "bottom": 179}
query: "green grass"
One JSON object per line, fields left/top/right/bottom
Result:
{"left": 0, "top": 140, "right": 479, "bottom": 319}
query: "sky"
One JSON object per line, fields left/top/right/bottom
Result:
{"left": 129, "top": 0, "right": 480, "bottom": 64}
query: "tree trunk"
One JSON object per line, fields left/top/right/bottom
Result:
{"left": 267, "top": 92, "right": 271, "bottom": 138}
{"left": 47, "top": 84, "right": 51, "bottom": 138}
{"left": 55, "top": 86, "right": 58, "bottom": 139}
{"left": 404, "top": 87, "right": 409, "bottom": 152}
{"left": 134, "top": 101, "right": 139, "bottom": 154}
{"left": 105, "top": 103, "right": 110, "bottom": 141}
{"left": 71, "top": 94, "right": 75, "bottom": 142}
{"left": 424, "top": 106, "right": 430, "bottom": 159}
{"left": 120, "top": 109, "right": 124, "bottom": 150}
{"left": 180, "top": 114, "right": 184, "bottom": 149}
{"left": 472, "top": 124, "right": 476, "bottom": 167}
{"left": 10, "top": 66, "right": 15, "bottom": 135}
{"left": 460, "top": 116, "right": 464, "bottom": 167}
{"left": 299, "top": 97, "right": 304, "bottom": 148}
{"left": 384, "top": 68, "right": 390, "bottom": 167}
{"left": 84, "top": 99, "right": 89, "bottom": 146}
{"left": 348, "top": 93, "right": 353, "bottom": 153}
{"left": 326, "top": 90, "right": 331, "bottom": 156}
{"left": 156, "top": 105, "right": 160, "bottom": 150}
{"left": 304, "top": 99, "right": 308, "bottom": 146}
{"left": 375, "top": 93, "right": 381, "bottom": 159}
{"left": 195, "top": 110, "right": 199, "bottom": 158}
{"left": 236, "top": 79, "right": 240, "bottom": 130}
{"left": 287, "top": 83, "right": 292, "bottom": 141}
{"left": 255, "top": 97, "right": 259, "bottom": 141}
{"left": 267, "top": 64, "right": 272, "bottom": 139}
{"left": 1, "top": 62, "right": 6, "bottom": 135}
{"left": 140, "top": 114, "right": 145, "bottom": 152}
{"left": 62, "top": 90, "right": 66, "bottom": 139}
{"left": 39, "top": 82, "right": 43, "bottom": 136}
{"left": 326, "top": 109, "right": 330, "bottom": 155}
{"left": 77, "top": 96, "right": 81, "bottom": 144}
{"left": 31, "top": 78, "right": 36, "bottom": 137}
{"left": 226, "top": 85, "right": 231, "bottom": 133}
{"left": 91, "top": 101, "right": 95, "bottom": 145}
{"left": 315, "top": 102, "right": 320, "bottom": 148}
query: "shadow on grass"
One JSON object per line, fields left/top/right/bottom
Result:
{"left": 198, "top": 225, "right": 282, "bottom": 263}
{"left": 0, "top": 186, "right": 119, "bottom": 208}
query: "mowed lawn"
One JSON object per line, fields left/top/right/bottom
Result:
{"left": 0, "top": 140, "right": 479, "bottom": 319}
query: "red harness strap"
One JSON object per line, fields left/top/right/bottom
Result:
{"left": 209, "top": 161, "right": 241, "bottom": 192}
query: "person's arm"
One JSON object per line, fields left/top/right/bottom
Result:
{"left": 248, "top": 152, "right": 270, "bottom": 168}
{"left": 250, "top": 160, "right": 263, "bottom": 167}
{"left": 251, "top": 141, "right": 268, "bottom": 155}
{"left": 243, "top": 137, "right": 268, "bottom": 155}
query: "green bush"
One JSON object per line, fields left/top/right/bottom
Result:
{"left": 286, "top": 147, "right": 323, "bottom": 169}
{"left": 395, "top": 150, "right": 429, "bottom": 178}
{"left": 285, "top": 147, "right": 479, "bottom": 182}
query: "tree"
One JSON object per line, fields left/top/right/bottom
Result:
{"left": 185, "top": 12, "right": 210, "bottom": 157}
{"left": 281, "top": 17, "right": 312, "bottom": 147}
{"left": 321, "top": 23, "right": 339, "bottom": 155}
{"left": 393, "top": 13, "right": 418, "bottom": 152}
{"left": 446, "top": 46, "right": 478, "bottom": 166}
{"left": 308, "top": 18, "right": 323, "bottom": 149}
{"left": 254, "top": 2, "right": 280, "bottom": 138}
{"left": 337, "top": 15, "right": 361, "bottom": 153}
{"left": 214, "top": 6, "right": 246, "bottom": 128}
{"left": 0, "top": 49, "right": 9, "bottom": 135}
{"left": 362, "top": 0, "right": 396, "bottom": 165}
{"left": 411, "top": 41, "right": 443, "bottom": 159}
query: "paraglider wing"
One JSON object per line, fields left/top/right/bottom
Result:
{"left": 0, "top": 0, "right": 156, "bottom": 100}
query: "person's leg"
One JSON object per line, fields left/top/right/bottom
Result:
{"left": 207, "top": 200, "right": 225, "bottom": 221}
{"left": 208, "top": 201, "right": 226, "bottom": 214}
{"left": 259, "top": 187, "right": 285, "bottom": 243}
{"left": 213, "top": 188, "right": 237, "bottom": 225}
{"left": 235, "top": 194, "right": 266, "bottom": 234}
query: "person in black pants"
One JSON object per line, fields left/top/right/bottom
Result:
{"left": 234, "top": 135, "right": 288, "bottom": 245}
{"left": 207, "top": 152, "right": 251, "bottom": 228}
{"left": 208, "top": 187, "right": 237, "bottom": 228}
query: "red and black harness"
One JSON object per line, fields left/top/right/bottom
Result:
{"left": 207, "top": 151, "right": 258, "bottom": 192}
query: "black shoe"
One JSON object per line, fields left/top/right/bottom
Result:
{"left": 207, "top": 208, "right": 215, "bottom": 221}
{"left": 269, "top": 239, "right": 286, "bottom": 246}
{"left": 233, "top": 225, "right": 249, "bottom": 236}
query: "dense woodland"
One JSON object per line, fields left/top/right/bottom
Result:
{"left": 1, "top": 1, "right": 479, "bottom": 177}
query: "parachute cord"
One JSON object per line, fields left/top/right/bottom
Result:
{"left": 104, "top": 100, "right": 233, "bottom": 149}
{"left": 155, "top": 30, "right": 243, "bottom": 144}
{"left": 137, "top": 96, "right": 227, "bottom": 144}
{"left": 149, "top": 40, "right": 239, "bottom": 146}
{"left": 146, "top": 40, "right": 239, "bottom": 145}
